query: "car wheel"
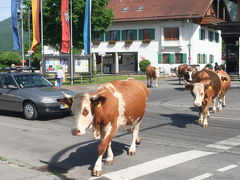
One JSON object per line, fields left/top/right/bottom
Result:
{"left": 23, "top": 102, "right": 38, "bottom": 120}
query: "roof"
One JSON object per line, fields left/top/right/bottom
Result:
{"left": 108, "top": 0, "right": 213, "bottom": 22}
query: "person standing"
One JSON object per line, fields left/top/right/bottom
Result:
{"left": 56, "top": 66, "right": 64, "bottom": 88}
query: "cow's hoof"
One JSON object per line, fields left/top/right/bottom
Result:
{"left": 106, "top": 159, "right": 114, "bottom": 165}
{"left": 127, "top": 128, "right": 133, "bottom": 133}
{"left": 136, "top": 138, "right": 141, "bottom": 145}
{"left": 128, "top": 151, "right": 136, "bottom": 156}
{"left": 92, "top": 170, "right": 102, "bottom": 177}
{"left": 202, "top": 124, "right": 208, "bottom": 128}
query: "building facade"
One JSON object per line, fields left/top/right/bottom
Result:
{"left": 92, "top": 0, "right": 228, "bottom": 74}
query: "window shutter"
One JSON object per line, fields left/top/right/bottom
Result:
{"left": 121, "top": 30, "right": 126, "bottom": 41}
{"left": 150, "top": 29, "right": 155, "bottom": 40}
{"left": 170, "top": 54, "right": 174, "bottom": 64}
{"left": 205, "top": 54, "right": 207, "bottom": 64}
{"left": 133, "top": 29, "right": 137, "bottom": 40}
{"left": 105, "top": 31, "right": 110, "bottom": 41}
{"left": 183, "top": 53, "right": 187, "bottom": 64}
{"left": 199, "top": 29, "right": 202, "bottom": 40}
{"left": 100, "top": 33, "right": 105, "bottom": 41}
{"left": 158, "top": 53, "right": 162, "bottom": 64}
{"left": 139, "top": 29, "right": 143, "bottom": 40}
{"left": 116, "top": 30, "right": 120, "bottom": 41}
{"left": 200, "top": 54, "right": 203, "bottom": 64}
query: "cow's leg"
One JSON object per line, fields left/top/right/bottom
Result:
{"left": 106, "top": 141, "right": 114, "bottom": 165}
{"left": 179, "top": 76, "right": 181, "bottom": 85}
{"left": 155, "top": 78, "right": 158, "bottom": 88}
{"left": 128, "top": 122, "right": 141, "bottom": 156}
{"left": 150, "top": 78, "right": 153, "bottom": 88}
{"left": 146, "top": 77, "right": 150, "bottom": 87}
{"left": 222, "top": 95, "right": 226, "bottom": 107}
{"left": 212, "top": 98, "right": 217, "bottom": 113}
{"left": 218, "top": 97, "right": 223, "bottom": 112}
{"left": 92, "top": 126, "right": 116, "bottom": 176}
{"left": 202, "top": 103, "right": 211, "bottom": 128}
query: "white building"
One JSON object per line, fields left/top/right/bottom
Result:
{"left": 92, "top": 0, "right": 228, "bottom": 74}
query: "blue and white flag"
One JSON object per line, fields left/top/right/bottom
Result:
{"left": 11, "top": 0, "right": 22, "bottom": 51}
{"left": 83, "top": 0, "right": 91, "bottom": 55}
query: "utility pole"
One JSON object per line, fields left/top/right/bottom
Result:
{"left": 20, "top": 2, "right": 25, "bottom": 67}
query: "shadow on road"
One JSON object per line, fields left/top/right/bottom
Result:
{"left": 160, "top": 113, "right": 199, "bottom": 128}
{"left": 38, "top": 140, "right": 127, "bottom": 179}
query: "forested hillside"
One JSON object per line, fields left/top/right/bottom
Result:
{"left": 0, "top": 18, "right": 14, "bottom": 52}
{"left": 0, "top": 17, "right": 29, "bottom": 52}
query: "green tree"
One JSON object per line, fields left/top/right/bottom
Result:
{"left": 139, "top": 59, "right": 151, "bottom": 72}
{"left": 0, "top": 52, "right": 21, "bottom": 67}
{"left": 23, "top": 0, "right": 113, "bottom": 51}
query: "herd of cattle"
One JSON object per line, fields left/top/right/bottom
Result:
{"left": 60, "top": 64, "right": 231, "bottom": 176}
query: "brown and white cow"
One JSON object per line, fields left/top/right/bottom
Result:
{"left": 185, "top": 69, "right": 221, "bottom": 127}
{"left": 146, "top": 65, "right": 160, "bottom": 88}
{"left": 178, "top": 64, "right": 199, "bottom": 85}
{"left": 215, "top": 70, "right": 231, "bottom": 112}
{"left": 61, "top": 78, "right": 149, "bottom": 176}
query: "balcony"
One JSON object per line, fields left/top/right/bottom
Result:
{"left": 200, "top": 15, "right": 225, "bottom": 27}
{"left": 218, "top": 22, "right": 240, "bottom": 37}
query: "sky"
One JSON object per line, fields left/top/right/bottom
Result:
{"left": 0, "top": 0, "right": 11, "bottom": 22}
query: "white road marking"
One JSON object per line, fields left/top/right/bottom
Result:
{"left": 90, "top": 150, "right": 214, "bottom": 180}
{"left": 217, "top": 164, "right": 238, "bottom": 172}
{"left": 188, "top": 173, "right": 213, "bottom": 180}
{"left": 206, "top": 135, "right": 240, "bottom": 150}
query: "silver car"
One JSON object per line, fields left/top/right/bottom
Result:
{"left": 0, "top": 70, "right": 75, "bottom": 120}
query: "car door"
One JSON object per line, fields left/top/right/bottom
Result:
{"left": 0, "top": 75, "right": 22, "bottom": 112}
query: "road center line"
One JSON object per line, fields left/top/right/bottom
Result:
{"left": 217, "top": 164, "right": 238, "bottom": 172}
{"left": 188, "top": 173, "right": 213, "bottom": 180}
{"left": 91, "top": 150, "right": 215, "bottom": 180}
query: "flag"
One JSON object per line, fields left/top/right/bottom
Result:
{"left": 61, "top": 0, "right": 70, "bottom": 53}
{"left": 30, "top": 0, "right": 40, "bottom": 51}
{"left": 83, "top": 0, "right": 91, "bottom": 55}
{"left": 11, "top": 0, "right": 22, "bottom": 51}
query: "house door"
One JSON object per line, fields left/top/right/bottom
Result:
{"left": 119, "top": 52, "right": 137, "bottom": 73}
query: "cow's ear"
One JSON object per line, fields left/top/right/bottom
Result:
{"left": 90, "top": 90, "right": 105, "bottom": 100}
{"left": 184, "top": 81, "right": 193, "bottom": 91}
{"left": 221, "top": 76, "right": 228, "bottom": 82}
{"left": 204, "top": 81, "right": 214, "bottom": 90}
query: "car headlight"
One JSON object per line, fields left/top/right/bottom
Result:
{"left": 41, "top": 97, "right": 57, "bottom": 103}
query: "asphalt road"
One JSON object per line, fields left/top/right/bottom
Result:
{"left": 0, "top": 77, "right": 239, "bottom": 180}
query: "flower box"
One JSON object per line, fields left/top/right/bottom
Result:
{"left": 108, "top": 40, "right": 116, "bottom": 44}
{"left": 125, "top": 40, "right": 133, "bottom": 44}
{"left": 142, "top": 39, "right": 151, "bottom": 43}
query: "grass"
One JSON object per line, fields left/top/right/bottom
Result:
{"left": 51, "top": 74, "right": 147, "bottom": 86}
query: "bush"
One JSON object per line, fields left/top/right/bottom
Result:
{"left": 205, "top": 63, "right": 213, "bottom": 70}
{"left": 0, "top": 51, "right": 21, "bottom": 68}
{"left": 139, "top": 59, "right": 151, "bottom": 72}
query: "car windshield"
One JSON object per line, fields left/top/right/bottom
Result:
{"left": 14, "top": 74, "right": 53, "bottom": 88}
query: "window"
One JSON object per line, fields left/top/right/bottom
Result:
{"left": 0, "top": 75, "right": 17, "bottom": 89}
{"left": 215, "top": 32, "right": 219, "bottom": 43}
{"left": 199, "top": 29, "right": 205, "bottom": 40}
{"left": 175, "top": 53, "right": 184, "bottom": 64}
{"left": 122, "top": 29, "right": 137, "bottom": 41}
{"left": 202, "top": 54, "right": 207, "bottom": 64}
{"left": 208, "top": 31, "right": 214, "bottom": 42}
{"left": 106, "top": 30, "right": 120, "bottom": 41}
{"left": 164, "top": 27, "right": 179, "bottom": 40}
{"left": 162, "top": 54, "right": 170, "bottom": 64}
{"left": 209, "top": 54, "right": 214, "bottom": 63}
{"left": 197, "top": 54, "right": 201, "bottom": 64}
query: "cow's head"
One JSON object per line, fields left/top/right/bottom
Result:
{"left": 184, "top": 67, "right": 196, "bottom": 82}
{"left": 62, "top": 91, "right": 105, "bottom": 137}
{"left": 185, "top": 81, "right": 213, "bottom": 107}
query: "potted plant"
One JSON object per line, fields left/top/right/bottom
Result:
{"left": 139, "top": 59, "right": 151, "bottom": 73}
{"left": 125, "top": 39, "right": 133, "bottom": 44}
{"left": 108, "top": 40, "right": 116, "bottom": 44}
{"left": 142, "top": 39, "right": 151, "bottom": 43}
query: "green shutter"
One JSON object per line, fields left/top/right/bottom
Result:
{"left": 139, "top": 29, "right": 143, "bottom": 40}
{"left": 200, "top": 54, "right": 203, "bottom": 64}
{"left": 121, "top": 30, "right": 126, "bottom": 41}
{"left": 133, "top": 29, "right": 137, "bottom": 40}
{"left": 158, "top": 53, "right": 162, "bottom": 64}
{"left": 105, "top": 31, "right": 109, "bottom": 41}
{"left": 116, "top": 30, "right": 120, "bottom": 41}
{"left": 100, "top": 33, "right": 105, "bottom": 41}
{"left": 199, "top": 29, "right": 202, "bottom": 40}
{"left": 205, "top": 54, "right": 207, "bottom": 64}
{"left": 150, "top": 29, "right": 155, "bottom": 40}
{"left": 183, "top": 53, "right": 187, "bottom": 64}
{"left": 170, "top": 54, "right": 174, "bottom": 64}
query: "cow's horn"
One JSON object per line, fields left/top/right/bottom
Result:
{"left": 90, "top": 90, "right": 105, "bottom": 100}
{"left": 62, "top": 91, "right": 72, "bottom": 98}
{"left": 184, "top": 80, "right": 190, "bottom": 85}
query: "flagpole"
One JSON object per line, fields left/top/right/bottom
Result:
{"left": 20, "top": 2, "right": 24, "bottom": 67}
{"left": 89, "top": 0, "right": 92, "bottom": 82}
{"left": 70, "top": 0, "right": 74, "bottom": 85}
{"left": 40, "top": 0, "right": 44, "bottom": 71}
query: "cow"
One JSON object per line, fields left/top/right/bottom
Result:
{"left": 178, "top": 64, "right": 199, "bottom": 85}
{"left": 185, "top": 69, "right": 222, "bottom": 127}
{"left": 61, "top": 78, "right": 149, "bottom": 176}
{"left": 215, "top": 70, "right": 231, "bottom": 112}
{"left": 146, "top": 65, "right": 160, "bottom": 88}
